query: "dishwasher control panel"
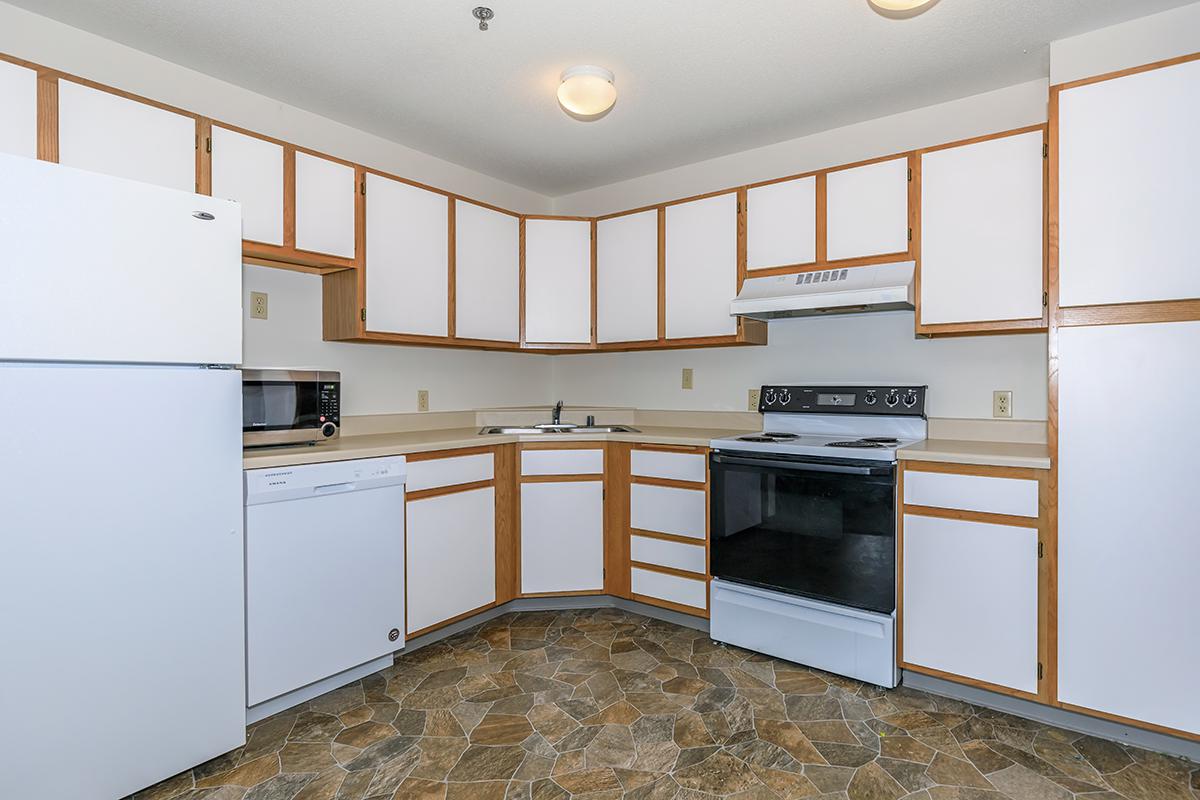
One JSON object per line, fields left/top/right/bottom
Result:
{"left": 245, "top": 455, "right": 408, "bottom": 505}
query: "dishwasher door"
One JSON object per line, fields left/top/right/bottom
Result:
{"left": 245, "top": 457, "right": 406, "bottom": 707}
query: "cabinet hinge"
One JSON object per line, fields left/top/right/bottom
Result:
{"left": 1037, "top": 662, "right": 1044, "bottom": 680}
{"left": 907, "top": 227, "right": 912, "bottom": 242}
{"left": 360, "top": 180, "right": 366, "bottom": 196}
{"left": 1043, "top": 291, "right": 1048, "bottom": 307}
{"left": 1038, "top": 540, "right": 1044, "bottom": 558}
{"left": 907, "top": 167, "right": 913, "bottom": 182}
{"left": 360, "top": 308, "right": 366, "bottom": 323}
{"left": 1043, "top": 143, "right": 1049, "bottom": 159}
{"left": 205, "top": 136, "right": 212, "bottom": 154}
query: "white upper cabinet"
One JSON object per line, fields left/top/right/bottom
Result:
{"left": 209, "top": 126, "right": 284, "bottom": 246}
{"left": 597, "top": 210, "right": 658, "bottom": 343}
{"left": 57, "top": 81, "right": 195, "bottom": 192}
{"left": 747, "top": 176, "right": 816, "bottom": 270}
{"left": 920, "top": 130, "right": 1045, "bottom": 325}
{"left": 665, "top": 193, "right": 738, "bottom": 339}
{"left": 1058, "top": 58, "right": 1200, "bottom": 307}
{"left": 0, "top": 60, "right": 37, "bottom": 159}
{"left": 524, "top": 218, "right": 592, "bottom": 344}
{"left": 364, "top": 173, "right": 448, "bottom": 337}
{"left": 294, "top": 151, "right": 356, "bottom": 259}
{"left": 455, "top": 201, "right": 520, "bottom": 342}
{"left": 826, "top": 157, "right": 909, "bottom": 261}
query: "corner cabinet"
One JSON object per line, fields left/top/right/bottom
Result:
{"left": 518, "top": 445, "right": 605, "bottom": 594}
{"left": 454, "top": 200, "right": 520, "bottom": 343}
{"left": 917, "top": 127, "right": 1046, "bottom": 334}
{"left": 0, "top": 59, "right": 37, "bottom": 159}
{"left": 522, "top": 217, "right": 594, "bottom": 346}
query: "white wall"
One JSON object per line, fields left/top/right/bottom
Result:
{"left": 1050, "top": 2, "right": 1200, "bottom": 85}
{"left": 0, "top": 2, "right": 552, "bottom": 213}
{"left": 243, "top": 266, "right": 552, "bottom": 416}
{"left": 550, "top": 313, "right": 1047, "bottom": 420}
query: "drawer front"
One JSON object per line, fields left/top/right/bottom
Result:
{"left": 521, "top": 448, "right": 604, "bottom": 476}
{"left": 630, "top": 483, "right": 706, "bottom": 540}
{"left": 904, "top": 469, "right": 1038, "bottom": 518}
{"left": 630, "top": 535, "right": 706, "bottom": 575}
{"left": 631, "top": 567, "right": 707, "bottom": 610}
{"left": 630, "top": 450, "right": 706, "bottom": 483}
{"left": 407, "top": 452, "right": 494, "bottom": 492}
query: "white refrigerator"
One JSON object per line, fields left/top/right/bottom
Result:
{"left": 0, "top": 153, "right": 247, "bottom": 798}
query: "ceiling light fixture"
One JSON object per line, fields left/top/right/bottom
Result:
{"left": 557, "top": 65, "right": 617, "bottom": 120}
{"left": 867, "top": 0, "right": 937, "bottom": 16}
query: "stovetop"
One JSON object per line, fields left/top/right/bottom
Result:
{"left": 711, "top": 431, "right": 923, "bottom": 461}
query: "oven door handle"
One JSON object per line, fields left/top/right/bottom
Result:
{"left": 711, "top": 453, "right": 888, "bottom": 476}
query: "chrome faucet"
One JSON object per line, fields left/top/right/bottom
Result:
{"left": 552, "top": 400, "right": 564, "bottom": 426}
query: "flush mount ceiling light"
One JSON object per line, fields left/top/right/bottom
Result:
{"left": 557, "top": 65, "right": 617, "bottom": 120}
{"left": 868, "top": 0, "right": 938, "bottom": 17}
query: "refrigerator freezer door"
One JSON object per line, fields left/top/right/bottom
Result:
{"left": 0, "top": 153, "right": 242, "bottom": 365}
{"left": 0, "top": 364, "right": 245, "bottom": 800}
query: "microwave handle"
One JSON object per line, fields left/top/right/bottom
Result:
{"left": 711, "top": 453, "right": 887, "bottom": 476}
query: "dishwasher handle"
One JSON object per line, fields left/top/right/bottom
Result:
{"left": 313, "top": 481, "right": 357, "bottom": 495}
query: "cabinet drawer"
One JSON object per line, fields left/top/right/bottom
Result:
{"left": 630, "top": 450, "right": 706, "bottom": 483}
{"left": 521, "top": 449, "right": 604, "bottom": 476}
{"left": 904, "top": 469, "right": 1038, "bottom": 518}
{"left": 407, "top": 452, "right": 494, "bottom": 492}
{"left": 631, "top": 535, "right": 706, "bottom": 575}
{"left": 631, "top": 567, "right": 707, "bottom": 611}
{"left": 630, "top": 483, "right": 706, "bottom": 540}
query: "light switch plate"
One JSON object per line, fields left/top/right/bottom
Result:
{"left": 681, "top": 368, "right": 694, "bottom": 390}
{"left": 993, "top": 390, "right": 1013, "bottom": 418}
{"left": 748, "top": 389, "right": 760, "bottom": 411}
{"left": 249, "top": 291, "right": 268, "bottom": 320}
{"left": 417, "top": 390, "right": 429, "bottom": 412}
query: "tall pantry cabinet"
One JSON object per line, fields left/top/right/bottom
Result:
{"left": 1052, "top": 54, "right": 1200, "bottom": 738}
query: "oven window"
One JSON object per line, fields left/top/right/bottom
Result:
{"left": 710, "top": 454, "right": 896, "bottom": 614}
{"left": 243, "top": 381, "right": 320, "bottom": 431}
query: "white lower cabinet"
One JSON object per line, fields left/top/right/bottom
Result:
{"left": 630, "top": 483, "right": 706, "bottom": 540}
{"left": 902, "top": 514, "right": 1038, "bottom": 694}
{"left": 406, "top": 487, "right": 495, "bottom": 634}
{"left": 520, "top": 481, "right": 604, "bottom": 594}
{"left": 631, "top": 567, "right": 707, "bottom": 611}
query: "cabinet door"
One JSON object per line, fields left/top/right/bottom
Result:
{"left": 520, "top": 481, "right": 603, "bottom": 594}
{"left": 902, "top": 514, "right": 1038, "bottom": 694}
{"left": 747, "top": 176, "right": 816, "bottom": 270}
{"left": 826, "top": 157, "right": 909, "bottom": 261}
{"left": 1057, "top": 321, "right": 1200, "bottom": 735}
{"left": 0, "top": 60, "right": 37, "bottom": 158}
{"left": 1058, "top": 58, "right": 1200, "bottom": 307}
{"left": 920, "top": 131, "right": 1044, "bottom": 325}
{"left": 294, "top": 151, "right": 356, "bottom": 259}
{"left": 455, "top": 201, "right": 519, "bottom": 342}
{"left": 209, "top": 126, "right": 284, "bottom": 246}
{"left": 524, "top": 218, "right": 592, "bottom": 344}
{"left": 57, "top": 80, "right": 196, "bottom": 191}
{"left": 665, "top": 193, "right": 738, "bottom": 339}
{"left": 406, "top": 487, "right": 496, "bottom": 634}
{"left": 364, "top": 173, "right": 449, "bottom": 337}
{"left": 597, "top": 210, "right": 658, "bottom": 343}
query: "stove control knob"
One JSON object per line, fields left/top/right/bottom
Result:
{"left": 779, "top": 389, "right": 792, "bottom": 405}
{"left": 864, "top": 392, "right": 878, "bottom": 406}
{"left": 903, "top": 390, "right": 919, "bottom": 408}
{"left": 763, "top": 389, "right": 777, "bottom": 406}
{"left": 884, "top": 390, "right": 900, "bottom": 408}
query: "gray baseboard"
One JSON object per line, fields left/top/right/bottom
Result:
{"left": 903, "top": 671, "right": 1200, "bottom": 762}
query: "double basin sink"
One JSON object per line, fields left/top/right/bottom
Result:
{"left": 479, "top": 424, "right": 640, "bottom": 435}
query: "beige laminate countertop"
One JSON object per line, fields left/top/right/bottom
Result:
{"left": 243, "top": 426, "right": 749, "bottom": 470}
{"left": 897, "top": 439, "right": 1051, "bottom": 470}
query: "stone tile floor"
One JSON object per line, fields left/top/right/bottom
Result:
{"left": 133, "top": 608, "right": 1199, "bottom": 800}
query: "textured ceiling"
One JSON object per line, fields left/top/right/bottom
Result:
{"left": 10, "top": 0, "right": 1193, "bottom": 195}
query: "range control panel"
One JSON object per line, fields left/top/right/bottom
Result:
{"left": 758, "top": 385, "right": 927, "bottom": 417}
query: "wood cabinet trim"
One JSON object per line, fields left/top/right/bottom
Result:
{"left": 903, "top": 504, "right": 1038, "bottom": 529}
{"left": 629, "top": 591, "right": 710, "bottom": 619}
{"left": 1050, "top": 50, "right": 1200, "bottom": 92}
{"left": 35, "top": 71, "right": 58, "bottom": 163}
{"left": 406, "top": 445, "right": 497, "bottom": 462}
{"left": 407, "top": 600, "right": 497, "bottom": 639}
{"left": 520, "top": 474, "right": 604, "bottom": 484}
{"left": 630, "top": 474, "right": 707, "bottom": 491}
{"left": 630, "top": 528, "right": 706, "bottom": 547}
{"left": 405, "top": 479, "right": 494, "bottom": 502}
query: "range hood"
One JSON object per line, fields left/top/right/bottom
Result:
{"left": 730, "top": 261, "right": 915, "bottom": 320}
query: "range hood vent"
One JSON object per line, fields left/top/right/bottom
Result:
{"left": 730, "top": 261, "right": 915, "bottom": 320}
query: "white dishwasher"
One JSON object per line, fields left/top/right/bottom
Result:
{"left": 244, "top": 456, "right": 406, "bottom": 721}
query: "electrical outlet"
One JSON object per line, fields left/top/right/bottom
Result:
{"left": 417, "top": 390, "right": 429, "bottom": 412}
{"left": 993, "top": 390, "right": 1013, "bottom": 419}
{"left": 681, "top": 368, "right": 694, "bottom": 390}
{"left": 748, "top": 388, "right": 761, "bottom": 411}
{"left": 249, "top": 291, "right": 268, "bottom": 320}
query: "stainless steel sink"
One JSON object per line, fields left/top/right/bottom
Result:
{"left": 478, "top": 424, "right": 639, "bottom": 435}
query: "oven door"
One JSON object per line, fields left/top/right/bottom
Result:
{"left": 710, "top": 450, "right": 897, "bottom": 614}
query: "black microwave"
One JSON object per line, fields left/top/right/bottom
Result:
{"left": 242, "top": 369, "right": 340, "bottom": 447}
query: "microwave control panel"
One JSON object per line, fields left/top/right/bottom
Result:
{"left": 758, "top": 385, "right": 926, "bottom": 417}
{"left": 318, "top": 382, "right": 341, "bottom": 426}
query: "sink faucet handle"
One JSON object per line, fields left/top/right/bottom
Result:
{"left": 586, "top": 414, "right": 595, "bottom": 427}
{"left": 552, "top": 400, "right": 564, "bottom": 425}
